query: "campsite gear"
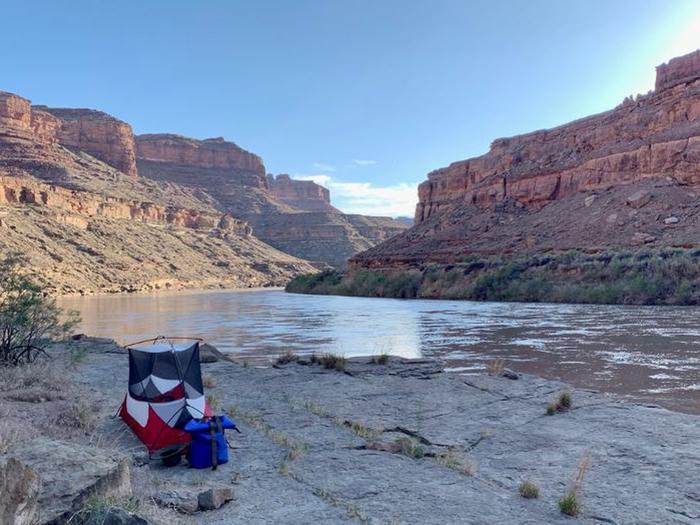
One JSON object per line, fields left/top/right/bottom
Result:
{"left": 184, "top": 415, "right": 239, "bottom": 469}
{"left": 118, "top": 337, "right": 213, "bottom": 460}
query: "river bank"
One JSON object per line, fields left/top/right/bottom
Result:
{"left": 2, "top": 337, "right": 699, "bottom": 523}
{"left": 288, "top": 247, "right": 700, "bottom": 305}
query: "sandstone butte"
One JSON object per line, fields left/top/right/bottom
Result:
{"left": 134, "top": 134, "right": 408, "bottom": 268}
{"left": 351, "top": 50, "right": 700, "bottom": 270}
{"left": 0, "top": 89, "right": 407, "bottom": 293}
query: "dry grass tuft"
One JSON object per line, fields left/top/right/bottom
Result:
{"left": 202, "top": 374, "right": 217, "bottom": 388}
{"left": 370, "top": 353, "right": 390, "bottom": 365}
{"left": 275, "top": 350, "right": 299, "bottom": 365}
{"left": 487, "top": 358, "right": 505, "bottom": 375}
{"left": 546, "top": 391, "right": 573, "bottom": 415}
{"left": 434, "top": 447, "right": 475, "bottom": 476}
{"left": 311, "top": 353, "right": 347, "bottom": 371}
{"left": 55, "top": 399, "right": 96, "bottom": 432}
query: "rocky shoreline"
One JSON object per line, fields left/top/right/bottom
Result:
{"left": 2, "top": 338, "right": 700, "bottom": 523}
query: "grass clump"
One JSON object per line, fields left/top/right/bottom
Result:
{"left": 202, "top": 374, "right": 217, "bottom": 388}
{"left": 397, "top": 437, "right": 425, "bottom": 459}
{"left": 558, "top": 490, "right": 580, "bottom": 516}
{"left": 518, "top": 480, "right": 540, "bottom": 499}
{"left": 311, "top": 352, "right": 346, "bottom": 371}
{"left": 370, "top": 353, "right": 390, "bottom": 365}
{"left": 559, "top": 452, "right": 591, "bottom": 517}
{"left": 546, "top": 391, "right": 573, "bottom": 415}
{"left": 434, "top": 447, "right": 475, "bottom": 476}
{"left": 275, "top": 350, "right": 298, "bottom": 365}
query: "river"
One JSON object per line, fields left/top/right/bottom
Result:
{"left": 59, "top": 288, "right": 700, "bottom": 414}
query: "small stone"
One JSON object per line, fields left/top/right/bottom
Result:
{"left": 200, "top": 343, "right": 225, "bottom": 363}
{"left": 501, "top": 369, "right": 520, "bottom": 380}
{"left": 153, "top": 490, "right": 199, "bottom": 514}
{"left": 664, "top": 216, "right": 680, "bottom": 224}
{"left": 584, "top": 195, "right": 596, "bottom": 207}
{"left": 198, "top": 487, "right": 234, "bottom": 511}
{"left": 626, "top": 190, "right": 652, "bottom": 209}
{"left": 631, "top": 232, "right": 656, "bottom": 246}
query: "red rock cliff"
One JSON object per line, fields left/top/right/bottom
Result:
{"left": 36, "top": 107, "right": 138, "bottom": 178}
{"left": 267, "top": 174, "right": 335, "bottom": 211}
{"left": 136, "top": 134, "right": 265, "bottom": 177}
{"left": 415, "top": 50, "right": 700, "bottom": 223}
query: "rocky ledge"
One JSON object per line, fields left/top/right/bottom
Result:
{"left": 2, "top": 339, "right": 698, "bottom": 524}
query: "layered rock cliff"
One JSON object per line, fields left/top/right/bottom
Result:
{"left": 353, "top": 50, "right": 700, "bottom": 271}
{"left": 0, "top": 91, "right": 315, "bottom": 294}
{"left": 135, "top": 134, "right": 408, "bottom": 267}
{"left": 267, "top": 174, "right": 336, "bottom": 212}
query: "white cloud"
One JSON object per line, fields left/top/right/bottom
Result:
{"left": 311, "top": 162, "right": 336, "bottom": 172}
{"left": 293, "top": 174, "right": 418, "bottom": 217}
{"left": 352, "top": 159, "right": 377, "bottom": 166}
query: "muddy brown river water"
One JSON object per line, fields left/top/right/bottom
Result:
{"left": 59, "top": 288, "right": 700, "bottom": 414}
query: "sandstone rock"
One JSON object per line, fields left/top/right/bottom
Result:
{"left": 38, "top": 107, "right": 138, "bottom": 178}
{"left": 200, "top": 343, "right": 228, "bottom": 363}
{"left": 626, "top": 190, "right": 652, "bottom": 209}
{"left": 0, "top": 457, "right": 39, "bottom": 525}
{"left": 136, "top": 134, "right": 265, "bottom": 177}
{"left": 153, "top": 490, "right": 199, "bottom": 514}
{"left": 413, "top": 50, "right": 700, "bottom": 223}
{"left": 8, "top": 437, "right": 131, "bottom": 524}
{"left": 631, "top": 232, "right": 656, "bottom": 245}
{"left": 267, "top": 174, "right": 336, "bottom": 212}
{"left": 197, "top": 487, "right": 234, "bottom": 511}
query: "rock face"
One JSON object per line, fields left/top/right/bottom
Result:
{"left": 0, "top": 457, "right": 39, "bottom": 525}
{"left": 267, "top": 174, "right": 335, "bottom": 212}
{"left": 136, "top": 134, "right": 265, "bottom": 181}
{"left": 353, "top": 51, "right": 700, "bottom": 271}
{"left": 135, "top": 137, "right": 408, "bottom": 267}
{"left": 0, "top": 91, "right": 316, "bottom": 294}
{"left": 38, "top": 107, "right": 139, "bottom": 178}
{"left": 414, "top": 50, "right": 700, "bottom": 223}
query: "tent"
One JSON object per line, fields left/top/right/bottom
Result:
{"left": 119, "top": 338, "right": 213, "bottom": 457}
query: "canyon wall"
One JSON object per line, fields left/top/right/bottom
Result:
{"left": 0, "top": 174, "right": 252, "bottom": 234}
{"left": 351, "top": 50, "right": 700, "bottom": 272}
{"left": 136, "top": 134, "right": 265, "bottom": 180}
{"left": 267, "top": 174, "right": 335, "bottom": 212}
{"left": 414, "top": 50, "right": 700, "bottom": 223}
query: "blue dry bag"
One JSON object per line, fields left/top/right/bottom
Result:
{"left": 184, "top": 415, "right": 238, "bottom": 469}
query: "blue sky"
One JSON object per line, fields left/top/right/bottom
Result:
{"left": 2, "top": 1, "right": 700, "bottom": 217}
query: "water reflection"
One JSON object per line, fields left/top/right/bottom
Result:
{"left": 60, "top": 289, "right": 700, "bottom": 414}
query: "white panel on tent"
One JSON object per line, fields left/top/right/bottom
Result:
{"left": 150, "top": 376, "right": 182, "bottom": 394}
{"left": 150, "top": 398, "right": 186, "bottom": 428}
{"left": 126, "top": 393, "right": 150, "bottom": 427}
{"left": 186, "top": 396, "right": 206, "bottom": 419}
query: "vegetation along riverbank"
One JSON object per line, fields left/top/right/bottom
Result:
{"left": 287, "top": 247, "right": 700, "bottom": 305}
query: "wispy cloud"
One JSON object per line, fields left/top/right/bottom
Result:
{"left": 352, "top": 159, "right": 377, "bottom": 166}
{"left": 293, "top": 175, "right": 417, "bottom": 217}
{"left": 311, "top": 162, "right": 336, "bottom": 172}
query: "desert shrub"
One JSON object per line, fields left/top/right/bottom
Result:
{"left": 0, "top": 255, "right": 79, "bottom": 365}
{"left": 286, "top": 270, "right": 343, "bottom": 295}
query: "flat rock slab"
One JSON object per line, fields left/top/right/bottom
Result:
{"left": 6, "top": 437, "right": 131, "bottom": 524}
{"left": 74, "top": 350, "right": 700, "bottom": 524}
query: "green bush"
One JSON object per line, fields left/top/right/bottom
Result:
{"left": 0, "top": 256, "right": 79, "bottom": 366}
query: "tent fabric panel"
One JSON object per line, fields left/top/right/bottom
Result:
{"left": 119, "top": 399, "right": 191, "bottom": 454}
{"left": 129, "top": 342, "right": 198, "bottom": 354}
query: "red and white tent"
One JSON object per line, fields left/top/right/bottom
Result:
{"left": 119, "top": 339, "right": 212, "bottom": 457}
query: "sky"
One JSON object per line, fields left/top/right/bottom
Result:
{"left": 2, "top": 1, "right": 700, "bottom": 217}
